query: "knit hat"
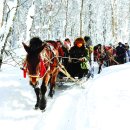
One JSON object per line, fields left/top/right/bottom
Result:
{"left": 84, "top": 36, "right": 90, "bottom": 42}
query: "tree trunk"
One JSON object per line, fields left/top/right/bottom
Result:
{"left": 79, "top": 0, "right": 84, "bottom": 36}
{"left": 88, "top": 3, "right": 92, "bottom": 36}
{"left": 0, "top": 0, "right": 5, "bottom": 27}
{"left": 64, "top": 0, "right": 69, "bottom": 37}
{"left": 0, "top": 28, "right": 12, "bottom": 69}
{"left": 128, "top": 1, "right": 130, "bottom": 43}
{"left": 111, "top": 0, "right": 118, "bottom": 44}
{"left": 0, "top": 0, "right": 18, "bottom": 69}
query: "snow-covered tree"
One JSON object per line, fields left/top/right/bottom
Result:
{"left": 0, "top": 0, "right": 130, "bottom": 68}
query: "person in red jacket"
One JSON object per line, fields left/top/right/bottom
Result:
{"left": 56, "top": 40, "right": 64, "bottom": 57}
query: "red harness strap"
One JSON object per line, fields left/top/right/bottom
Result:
{"left": 23, "top": 57, "right": 46, "bottom": 78}
{"left": 39, "top": 58, "right": 46, "bottom": 78}
{"left": 23, "top": 62, "right": 27, "bottom": 78}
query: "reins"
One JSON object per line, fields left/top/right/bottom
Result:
{"left": 28, "top": 43, "right": 60, "bottom": 79}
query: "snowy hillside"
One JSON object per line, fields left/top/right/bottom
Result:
{"left": 0, "top": 63, "right": 130, "bottom": 130}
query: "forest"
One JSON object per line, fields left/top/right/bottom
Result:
{"left": 0, "top": 0, "right": 130, "bottom": 68}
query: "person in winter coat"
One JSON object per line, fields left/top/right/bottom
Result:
{"left": 116, "top": 42, "right": 126, "bottom": 64}
{"left": 84, "top": 36, "right": 93, "bottom": 66}
{"left": 84, "top": 36, "right": 92, "bottom": 47}
{"left": 68, "top": 37, "right": 89, "bottom": 79}
{"left": 55, "top": 40, "right": 64, "bottom": 57}
{"left": 64, "top": 38, "right": 71, "bottom": 51}
{"left": 56, "top": 39, "right": 71, "bottom": 79}
{"left": 125, "top": 43, "right": 130, "bottom": 62}
{"left": 94, "top": 44, "right": 106, "bottom": 74}
{"left": 94, "top": 44, "right": 102, "bottom": 62}
{"left": 62, "top": 38, "right": 71, "bottom": 71}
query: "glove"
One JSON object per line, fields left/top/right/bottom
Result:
{"left": 79, "top": 57, "right": 87, "bottom": 62}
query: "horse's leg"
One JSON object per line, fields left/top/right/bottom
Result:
{"left": 34, "top": 87, "right": 40, "bottom": 109}
{"left": 49, "top": 71, "right": 58, "bottom": 97}
{"left": 30, "top": 81, "right": 40, "bottom": 109}
{"left": 48, "top": 78, "right": 55, "bottom": 98}
{"left": 39, "top": 75, "right": 50, "bottom": 110}
{"left": 98, "top": 63, "right": 102, "bottom": 74}
{"left": 39, "top": 82, "right": 47, "bottom": 110}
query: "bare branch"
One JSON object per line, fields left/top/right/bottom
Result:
{"left": 5, "top": 0, "right": 28, "bottom": 22}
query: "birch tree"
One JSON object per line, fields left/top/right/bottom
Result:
{"left": 25, "top": 0, "right": 35, "bottom": 42}
{"left": 79, "top": 0, "right": 84, "bottom": 36}
{"left": 0, "top": 0, "right": 18, "bottom": 69}
{"left": 0, "top": 0, "right": 5, "bottom": 28}
{"left": 111, "top": 0, "right": 118, "bottom": 44}
{"left": 128, "top": 1, "right": 130, "bottom": 43}
{"left": 88, "top": 3, "right": 92, "bottom": 37}
{"left": 64, "top": 0, "right": 69, "bottom": 37}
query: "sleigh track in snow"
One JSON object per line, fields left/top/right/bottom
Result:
{"left": 56, "top": 76, "right": 93, "bottom": 89}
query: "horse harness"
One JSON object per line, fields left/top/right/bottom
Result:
{"left": 24, "top": 43, "right": 60, "bottom": 79}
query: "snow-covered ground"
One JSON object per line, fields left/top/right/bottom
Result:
{"left": 0, "top": 63, "right": 130, "bottom": 130}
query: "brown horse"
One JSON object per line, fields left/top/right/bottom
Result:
{"left": 22, "top": 37, "right": 60, "bottom": 110}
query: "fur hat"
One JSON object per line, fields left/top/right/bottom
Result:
{"left": 74, "top": 37, "right": 85, "bottom": 45}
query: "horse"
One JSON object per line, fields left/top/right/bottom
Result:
{"left": 22, "top": 37, "right": 60, "bottom": 110}
{"left": 94, "top": 44, "right": 119, "bottom": 74}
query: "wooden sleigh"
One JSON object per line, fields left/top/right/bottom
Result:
{"left": 57, "top": 63, "right": 94, "bottom": 89}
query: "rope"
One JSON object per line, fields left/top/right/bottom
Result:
{"left": 94, "top": 49, "right": 129, "bottom": 65}
{"left": 58, "top": 64, "right": 76, "bottom": 82}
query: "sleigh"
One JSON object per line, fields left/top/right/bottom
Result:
{"left": 56, "top": 64, "right": 94, "bottom": 88}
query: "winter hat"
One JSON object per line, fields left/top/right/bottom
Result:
{"left": 118, "top": 42, "right": 122, "bottom": 45}
{"left": 74, "top": 37, "right": 85, "bottom": 47}
{"left": 65, "top": 38, "right": 71, "bottom": 43}
{"left": 64, "top": 38, "right": 71, "bottom": 50}
{"left": 84, "top": 36, "right": 90, "bottom": 42}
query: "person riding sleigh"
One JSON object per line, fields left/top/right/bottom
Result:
{"left": 68, "top": 37, "right": 89, "bottom": 79}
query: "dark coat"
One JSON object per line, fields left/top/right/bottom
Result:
{"left": 68, "top": 45, "right": 89, "bottom": 78}
{"left": 69, "top": 46, "right": 88, "bottom": 61}
{"left": 116, "top": 44, "right": 126, "bottom": 64}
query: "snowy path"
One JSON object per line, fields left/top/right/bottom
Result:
{"left": 0, "top": 65, "right": 91, "bottom": 130}
{"left": 1, "top": 63, "right": 130, "bottom": 130}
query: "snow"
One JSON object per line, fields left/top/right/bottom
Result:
{"left": 0, "top": 62, "right": 130, "bottom": 130}
{"left": 0, "top": 0, "right": 17, "bottom": 50}
{"left": 0, "top": 0, "right": 4, "bottom": 27}
{"left": 25, "top": 1, "right": 35, "bottom": 42}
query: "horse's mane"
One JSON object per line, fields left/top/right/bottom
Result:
{"left": 45, "top": 40, "right": 57, "bottom": 49}
{"left": 29, "top": 37, "right": 43, "bottom": 51}
{"left": 45, "top": 40, "right": 56, "bottom": 44}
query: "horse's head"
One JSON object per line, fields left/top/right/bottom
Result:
{"left": 22, "top": 37, "right": 46, "bottom": 86}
